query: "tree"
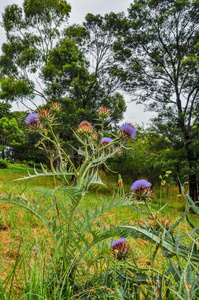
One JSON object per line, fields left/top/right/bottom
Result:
{"left": 0, "top": 1, "right": 126, "bottom": 146}
{"left": 0, "top": 101, "right": 12, "bottom": 118}
{"left": 109, "top": 127, "right": 175, "bottom": 187}
{"left": 61, "top": 12, "right": 128, "bottom": 130}
{"left": 0, "top": 0, "right": 71, "bottom": 106}
{"left": 0, "top": 116, "right": 25, "bottom": 159}
{"left": 114, "top": 0, "right": 199, "bottom": 202}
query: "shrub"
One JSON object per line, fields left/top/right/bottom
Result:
{"left": 0, "top": 158, "right": 8, "bottom": 169}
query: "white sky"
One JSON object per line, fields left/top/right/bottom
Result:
{"left": 0, "top": 0, "right": 155, "bottom": 125}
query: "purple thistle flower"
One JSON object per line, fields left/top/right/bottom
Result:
{"left": 101, "top": 137, "right": 113, "bottom": 146}
{"left": 109, "top": 238, "right": 129, "bottom": 260}
{"left": 109, "top": 237, "right": 126, "bottom": 247}
{"left": 131, "top": 179, "right": 151, "bottom": 191}
{"left": 121, "top": 123, "right": 136, "bottom": 138}
{"left": 25, "top": 113, "right": 39, "bottom": 125}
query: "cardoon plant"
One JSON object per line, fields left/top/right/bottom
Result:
{"left": 0, "top": 103, "right": 136, "bottom": 294}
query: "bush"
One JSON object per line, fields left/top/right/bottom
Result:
{"left": 0, "top": 158, "right": 8, "bottom": 169}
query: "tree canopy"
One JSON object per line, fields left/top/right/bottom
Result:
{"left": 0, "top": 0, "right": 126, "bottom": 139}
{"left": 113, "top": 0, "right": 199, "bottom": 201}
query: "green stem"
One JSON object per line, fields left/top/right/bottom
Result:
{"left": 41, "top": 125, "right": 78, "bottom": 176}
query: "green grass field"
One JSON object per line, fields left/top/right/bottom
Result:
{"left": 0, "top": 163, "right": 198, "bottom": 299}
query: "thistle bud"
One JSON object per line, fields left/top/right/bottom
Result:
{"left": 160, "top": 217, "right": 171, "bottom": 230}
{"left": 50, "top": 102, "right": 61, "bottom": 113}
{"left": 97, "top": 107, "right": 111, "bottom": 120}
{"left": 38, "top": 109, "right": 51, "bottom": 123}
{"left": 118, "top": 178, "right": 123, "bottom": 189}
{"left": 76, "top": 120, "right": 93, "bottom": 136}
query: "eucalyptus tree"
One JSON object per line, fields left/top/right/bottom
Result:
{"left": 114, "top": 0, "right": 199, "bottom": 202}
{"left": 0, "top": 0, "right": 71, "bottom": 107}
{"left": 63, "top": 12, "right": 128, "bottom": 127}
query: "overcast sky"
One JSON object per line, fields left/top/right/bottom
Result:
{"left": 0, "top": 0, "right": 155, "bottom": 125}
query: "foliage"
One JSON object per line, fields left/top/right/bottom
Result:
{"left": 0, "top": 105, "right": 135, "bottom": 298}
{"left": 0, "top": 104, "right": 198, "bottom": 299}
{"left": 109, "top": 128, "right": 176, "bottom": 188}
{"left": 0, "top": 158, "right": 8, "bottom": 169}
{"left": 0, "top": 0, "right": 126, "bottom": 147}
{"left": 113, "top": 0, "right": 199, "bottom": 201}
{"left": 0, "top": 1, "right": 199, "bottom": 298}
{"left": 0, "top": 115, "right": 25, "bottom": 160}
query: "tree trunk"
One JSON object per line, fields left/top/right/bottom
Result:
{"left": 183, "top": 133, "right": 198, "bottom": 204}
{"left": 189, "top": 173, "right": 198, "bottom": 205}
{"left": 186, "top": 147, "right": 198, "bottom": 204}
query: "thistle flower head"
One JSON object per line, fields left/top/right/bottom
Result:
{"left": 97, "top": 107, "right": 111, "bottom": 119}
{"left": 25, "top": 113, "right": 39, "bottom": 126}
{"left": 131, "top": 179, "right": 151, "bottom": 191}
{"left": 160, "top": 217, "right": 171, "bottom": 230}
{"left": 50, "top": 102, "right": 61, "bottom": 113}
{"left": 38, "top": 108, "right": 52, "bottom": 124}
{"left": 131, "top": 179, "right": 152, "bottom": 198}
{"left": 91, "top": 133, "right": 98, "bottom": 141}
{"left": 78, "top": 121, "right": 92, "bottom": 129}
{"left": 120, "top": 123, "right": 136, "bottom": 139}
{"left": 101, "top": 137, "right": 113, "bottom": 146}
{"left": 109, "top": 238, "right": 129, "bottom": 260}
{"left": 76, "top": 120, "right": 93, "bottom": 136}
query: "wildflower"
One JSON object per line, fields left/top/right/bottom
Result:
{"left": 120, "top": 123, "right": 136, "bottom": 139}
{"left": 160, "top": 217, "right": 171, "bottom": 230}
{"left": 153, "top": 217, "right": 172, "bottom": 232}
{"left": 131, "top": 179, "right": 152, "bottom": 198}
{"left": 78, "top": 121, "right": 92, "bottom": 129}
{"left": 118, "top": 177, "right": 123, "bottom": 189}
{"left": 50, "top": 102, "right": 61, "bottom": 113}
{"left": 37, "top": 108, "right": 54, "bottom": 124}
{"left": 109, "top": 238, "right": 129, "bottom": 260}
{"left": 101, "top": 137, "right": 113, "bottom": 146}
{"left": 76, "top": 120, "right": 93, "bottom": 136}
{"left": 25, "top": 113, "right": 39, "bottom": 126}
{"left": 91, "top": 133, "right": 98, "bottom": 141}
{"left": 97, "top": 107, "right": 111, "bottom": 119}
{"left": 131, "top": 179, "right": 151, "bottom": 191}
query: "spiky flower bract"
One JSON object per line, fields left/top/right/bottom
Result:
{"left": 97, "top": 107, "right": 111, "bottom": 119}
{"left": 76, "top": 120, "right": 93, "bottom": 136}
{"left": 78, "top": 121, "right": 92, "bottom": 129}
{"left": 50, "top": 102, "right": 61, "bottom": 113}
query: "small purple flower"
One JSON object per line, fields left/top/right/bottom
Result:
{"left": 109, "top": 238, "right": 126, "bottom": 247}
{"left": 131, "top": 179, "right": 151, "bottom": 191}
{"left": 25, "top": 113, "right": 39, "bottom": 125}
{"left": 101, "top": 137, "right": 113, "bottom": 146}
{"left": 121, "top": 123, "right": 136, "bottom": 138}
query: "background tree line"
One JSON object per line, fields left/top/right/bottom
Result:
{"left": 0, "top": 0, "right": 198, "bottom": 202}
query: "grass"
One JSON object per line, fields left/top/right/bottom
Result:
{"left": 0, "top": 163, "right": 198, "bottom": 299}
